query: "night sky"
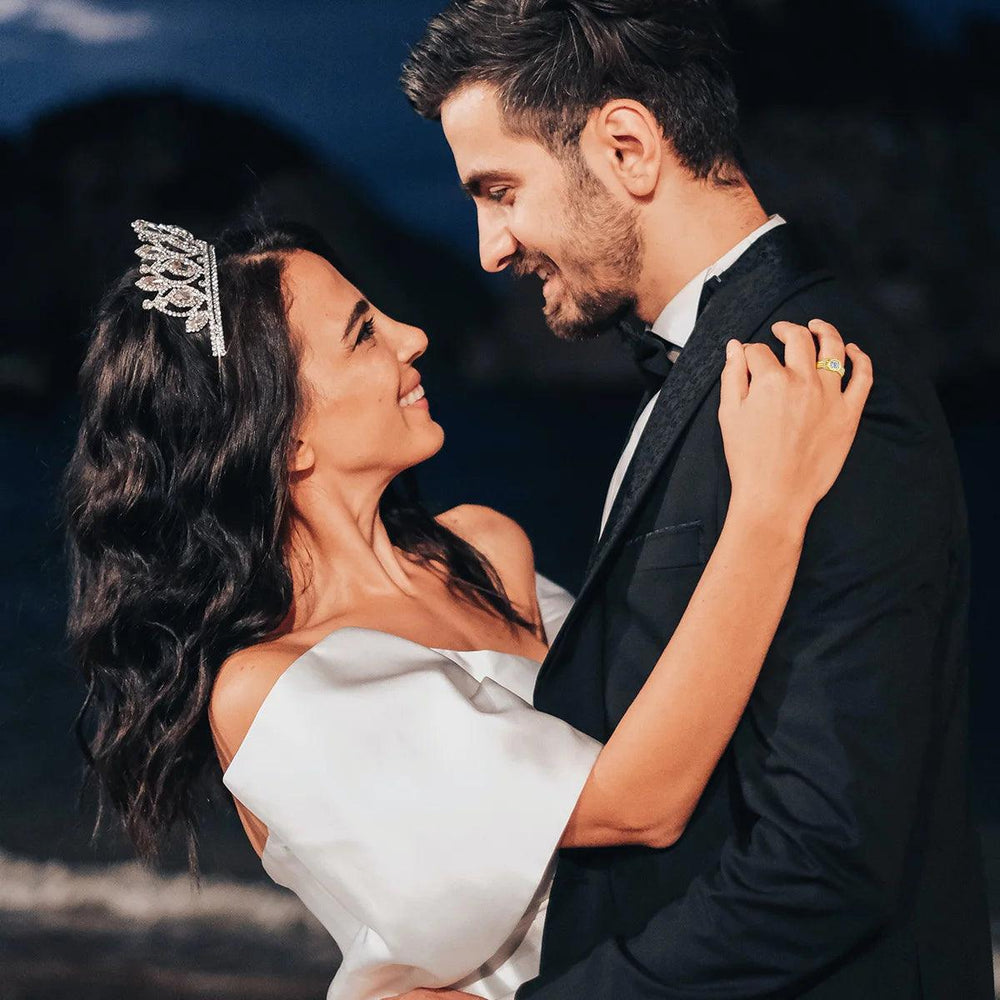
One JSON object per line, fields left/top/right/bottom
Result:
{"left": 2, "top": 0, "right": 997, "bottom": 257}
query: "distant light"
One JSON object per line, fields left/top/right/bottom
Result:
{"left": 0, "top": 0, "right": 155, "bottom": 44}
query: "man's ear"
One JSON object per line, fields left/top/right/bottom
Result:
{"left": 584, "top": 99, "right": 664, "bottom": 199}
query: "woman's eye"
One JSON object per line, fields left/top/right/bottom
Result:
{"left": 355, "top": 317, "right": 376, "bottom": 347}
{"left": 487, "top": 187, "right": 510, "bottom": 204}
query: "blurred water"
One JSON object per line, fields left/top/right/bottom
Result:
{"left": 0, "top": 847, "right": 337, "bottom": 1000}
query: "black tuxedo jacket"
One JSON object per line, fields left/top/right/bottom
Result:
{"left": 518, "top": 226, "right": 992, "bottom": 999}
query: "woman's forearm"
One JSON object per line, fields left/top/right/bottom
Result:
{"left": 560, "top": 500, "right": 808, "bottom": 849}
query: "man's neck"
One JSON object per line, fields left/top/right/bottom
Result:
{"left": 635, "top": 183, "right": 769, "bottom": 324}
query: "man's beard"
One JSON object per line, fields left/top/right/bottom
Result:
{"left": 513, "top": 161, "right": 643, "bottom": 341}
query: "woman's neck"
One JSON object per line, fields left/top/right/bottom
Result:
{"left": 284, "top": 474, "right": 416, "bottom": 629}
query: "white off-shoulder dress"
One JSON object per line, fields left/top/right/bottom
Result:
{"left": 222, "top": 574, "right": 601, "bottom": 1000}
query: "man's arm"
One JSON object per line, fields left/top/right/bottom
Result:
{"left": 517, "top": 367, "right": 959, "bottom": 998}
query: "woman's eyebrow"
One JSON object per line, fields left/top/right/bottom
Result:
{"left": 343, "top": 299, "right": 371, "bottom": 341}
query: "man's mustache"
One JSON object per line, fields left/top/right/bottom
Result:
{"left": 510, "top": 252, "right": 557, "bottom": 279}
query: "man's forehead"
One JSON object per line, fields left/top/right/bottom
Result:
{"left": 441, "top": 85, "right": 554, "bottom": 182}
{"left": 441, "top": 81, "right": 502, "bottom": 127}
{"left": 440, "top": 83, "right": 508, "bottom": 161}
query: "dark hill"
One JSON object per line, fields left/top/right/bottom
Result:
{"left": 0, "top": 89, "right": 495, "bottom": 407}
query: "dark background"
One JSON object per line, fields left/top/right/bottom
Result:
{"left": 1, "top": 1, "right": 997, "bottom": 997}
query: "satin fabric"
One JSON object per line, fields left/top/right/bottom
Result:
{"left": 223, "top": 574, "right": 601, "bottom": 1000}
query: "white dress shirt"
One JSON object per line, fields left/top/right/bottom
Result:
{"left": 599, "top": 215, "right": 786, "bottom": 536}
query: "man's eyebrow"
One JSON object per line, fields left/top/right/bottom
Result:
{"left": 343, "top": 299, "right": 370, "bottom": 340}
{"left": 461, "top": 170, "right": 512, "bottom": 199}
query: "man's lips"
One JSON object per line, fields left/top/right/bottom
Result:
{"left": 511, "top": 252, "right": 557, "bottom": 281}
{"left": 512, "top": 256, "right": 564, "bottom": 315}
{"left": 540, "top": 270, "right": 564, "bottom": 314}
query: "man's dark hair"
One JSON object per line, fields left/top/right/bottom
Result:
{"left": 401, "top": 0, "right": 741, "bottom": 183}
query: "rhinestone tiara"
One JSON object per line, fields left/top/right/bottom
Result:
{"left": 130, "top": 219, "right": 226, "bottom": 358}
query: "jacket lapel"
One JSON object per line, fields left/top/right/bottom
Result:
{"left": 539, "top": 225, "right": 833, "bottom": 677}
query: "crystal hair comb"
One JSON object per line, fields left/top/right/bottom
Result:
{"left": 130, "top": 219, "right": 226, "bottom": 357}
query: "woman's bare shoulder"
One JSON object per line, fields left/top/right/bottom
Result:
{"left": 438, "top": 504, "right": 534, "bottom": 572}
{"left": 209, "top": 637, "right": 302, "bottom": 770}
{"left": 436, "top": 505, "right": 538, "bottom": 615}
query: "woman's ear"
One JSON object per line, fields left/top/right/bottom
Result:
{"left": 584, "top": 99, "right": 664, "bottom": 199}
{"left": 289, "top": 435, "right": 315, "bottom": 474}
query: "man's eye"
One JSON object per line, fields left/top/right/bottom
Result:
{"left": 487, "top": 187, "right": 510, "bottom": 203}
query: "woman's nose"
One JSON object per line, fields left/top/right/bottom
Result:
{"left": 397, "top": 322, "right": 428, "bottom": 365}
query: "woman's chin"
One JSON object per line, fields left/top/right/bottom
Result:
{"left": 427, "top": 421, "right": 446, "bottom": 455}
{"left": 408, "top": 419, "right": 446, "bottom": 465}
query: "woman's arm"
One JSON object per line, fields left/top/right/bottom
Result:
{"left": 561, "top": 498, "right": 804, "bottom": 849}
{"left": 561, "top": 320, "right": 872, "bottom": 849}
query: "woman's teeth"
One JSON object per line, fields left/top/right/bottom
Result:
{"left": 399, "top": 384, "right": 426, "bottom": 407}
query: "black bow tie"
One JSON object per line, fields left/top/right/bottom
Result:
{"left": 618, "top": 313, "right": 674, "bottom": 392}
{"left": 620, "top": 274, "right": 725, "bottom": 392}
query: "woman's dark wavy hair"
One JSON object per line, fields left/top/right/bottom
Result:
{"left": 401, "top": 0, "right": 741, "bottom": 184}
{"left": 64, "top": 220, "right": 533, "bottom": 874}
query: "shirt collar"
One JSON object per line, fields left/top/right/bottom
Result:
{"left": 650, "top": 214, "right": 786, "bottom": 349}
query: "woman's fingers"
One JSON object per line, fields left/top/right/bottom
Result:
{"left": 843, "top": 343, "right": 874, "bottom": 412}
{"left": 720, "top": 339, "right": 749, "bottom": 411}
{"left": 808, "top": 319, "right": 846, "bottom": 362}
{"left": 743, "top": 341, "right": 783, "bottom": 382}
{"left": 718, "top": 327, "right": 875, "bottom": 515}
{"left": 771, "top": 321, "right": 815, "bottom": 377}
{"left": 809, "top": 319, "right": 847, "bottom": 388}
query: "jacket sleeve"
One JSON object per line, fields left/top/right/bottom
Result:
{"left": 518, "top": 367, "right": 964, "bottom": 998}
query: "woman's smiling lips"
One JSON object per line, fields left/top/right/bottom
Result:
{"left": 399, "top": 382, "right": 428, "bottom": 409}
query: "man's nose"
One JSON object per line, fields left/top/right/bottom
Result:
{"left": 478, "top": 214, "right": 517, "bottom": 274}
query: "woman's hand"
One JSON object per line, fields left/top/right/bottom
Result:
{"left": 720, "top": 319, "right": 872, "bottom": 529}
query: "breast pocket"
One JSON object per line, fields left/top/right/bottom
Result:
{"left": 625, "top": 520, "right": 705, "bottom": 572}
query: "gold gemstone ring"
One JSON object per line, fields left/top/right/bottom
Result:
{"left": 816, "top": 358, "right": 846, "bottom": 378}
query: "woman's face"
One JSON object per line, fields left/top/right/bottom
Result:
{"left": 282, "top": 250, "right": 444, "bottom": 486}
